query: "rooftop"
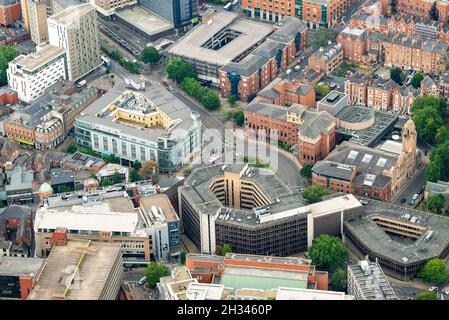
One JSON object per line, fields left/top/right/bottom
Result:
{"left": 168, "top": 11, "right": 273, "bottom": 66}
{"left": 115, "top": 6, "right": 173, "bottom": 36}
{"left": 140, "top": 194, "right": 179, "bottom": 223}
{"left": 10, "top": 45, "right": 65, "bottom": 72}
{"left": 27, "top": 240, "right": 122, "bottom": 300}
{"left": 50, "top": 168, "right": 75, "bottom": 186}
{"left": 47, "top": 3, "right": 94, "bottom": 26}
{"left": 0, "top": 256, "right": 44, "bottom": 278}
{"left": 276, "top": 287, "right": 352, "bottom": 300}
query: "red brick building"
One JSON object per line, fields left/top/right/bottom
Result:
{"left": 257, "top": 80, "right": 316, "bottom": 108}
{"left": 0, "top": 0, "right": 21, "bottom": 26}
{"left": 380, "top": 0, "right": 449, "bottom": 22}
{"left": 308, "top": 43, "right": 344, "bottom": 75}
{"left": 336, "top": 27, "right": 368, "bottom": 64}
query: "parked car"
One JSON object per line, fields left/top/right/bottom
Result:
{"left": 294, "top": 65, "right": 301, "bottom": 72}
{"left": 429, "top": 287, "right": 438, "bottom": 293}
{"left": 138, "top": 277, "right": 147, "bottom": 285}
{"left": 160, "top": 81, "right": 168, "bottom": 88}
{"left": 408, "top": 199, "right": 415, "bottom": 206}
{"left": 400, "top": 198, "right": 406, "bottom": 204}
{"left": 412, "top": 193, "right": 419, "bottom": 200}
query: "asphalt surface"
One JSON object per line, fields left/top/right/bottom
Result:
{"left": 392, "top": 164, "right": 427, "bottom": 206}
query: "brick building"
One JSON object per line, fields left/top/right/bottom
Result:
{"left": 367, "top": 78, "right": 398, "bottom": 111}
{"left": 336, "top": 27, "right": 368, "bottom": 64}
{"left": 380, "top": 0, "right": 449, "bottom": 22}
{"left": 0, "top": 0, "right": 21, "bottom": 26}
{"left": 257, "top": 79, "right": 316, "bottom": 108}
{"left": 392, "top": 85, "right": 419, "bottom": 114}
{"left": 312, "top": 120, "right": 417, "bottom": 201}
{"left": 308, "top": 43, "right": 343, "bottom": 75}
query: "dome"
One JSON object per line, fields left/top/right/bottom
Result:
{"left": 39, "top": 183, "right": 53, "bottom": 193}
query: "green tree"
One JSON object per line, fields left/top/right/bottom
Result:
{"left": 412, "top": 106, "right": 443, "bottom": 144}
{"left": 416, "top": 291, "right": 438, "bottom": 300}
{"left": 133, "top": 160, "right": 142, "bottom": 171}
{"left": 426, "top": 142, "right": 449, "bottom": 182}
{"left": 314, "top": 83, "right": 330, "bottom": 100}
{"left": 130, "top": 169, "right": 140, "bottom": 182}
{"left": 101, "top": 179, "right": 111, "bottom": 187}
{"left": 144, "top": 262, "right": 170, "bottom": 287}
{"left": 301, "top": 184, "right": 330, "bottom": 204}
{"left": 435, "top": 124, "right": 449, "bottom": 145}
{"left": 390, "top": 67, "right": 407, "bottom": 85}
{"left": 201, "top": 91, "right": 221, "bottom": 111}
{"left": 112, "top": 170, "right": 122, "bottom": 184}
{"left": 66, "top": 144, "right": 77, "bottom": 154}
{"left": 309, "top": 234, "right": 347, "bottom": 272}
{"left": 426, "top": 155, "right": 444, "bottom": 182}
{"left": 331, "top": 268, "right": 347, "bottom": 292}
{"left": 427, "top": 193, "right": 445, "bottom": 214}
{"left": 166, "top": 58, "right": 197, "bottom": 83}
{"left": 179, "top": 250, "right": 187, "bottom": 265}
{"left": 410, "top": 95, "right": 446, "bottom": 116}
{"left": 183, "top": 168, "right": 192, "bottom": 177}
{"left": 234, "top": 110, "right": 245, "bottom": 127}
{"left": 410, "top": 72, "right": 424, "bottom": 89}
{"left": 228, "top": 95, "right": 237, "bottom": 106}
{"left": 300, "top": 163, "right": 314, "bottom": 179}
{"left": 220, "top": 244, "right": 232, "bottom": 256}
{"left": 430, "top": 1, "right": 439, "bottom": 21}
{"left": 0, "top": 46, "right": 19, "bottom": 86}
{"left": 141, "top": 46, "right": 161, "bottom": 65}
{"left": 419, "top": 258, "right": 448, "bottom": 284}
{"left": 105, "top": 68, "right": 111, "bottom": 75}
{"left": 310, "top": 27, "right": 338, "bottom": 51}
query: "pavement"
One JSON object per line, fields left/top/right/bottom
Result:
{"left": 392, "top": 164, "right": 427, "bottom": 206}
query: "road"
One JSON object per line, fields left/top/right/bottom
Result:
{"left": 392, "top": 164, "right": 427, "bottom": 206}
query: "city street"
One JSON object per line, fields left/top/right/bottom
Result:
{"left": 392, "top": 164, "right": 427, "bottom": 206}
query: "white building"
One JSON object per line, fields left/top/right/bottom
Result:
{"left": 7, "top": 44, "right": 67, "bottom": 103}
{"left": 47, "top": 3, "right": 101, "bottom": 81}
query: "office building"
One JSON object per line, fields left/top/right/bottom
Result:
{"left": 140, "top": 0, "right": 198, "bottom": 29}
{"left": 7, "top": 44, "right": 67, "bottom": 103}
{"left": 27, "top": 236, "right": 123, "bottom": 300}
{"left": 74, "top": 77, "right": 202, "bottom": 172}
{"left": 47, "top": 3, "right": 101, "bottom": 81}
{"left": 308, "top": 43, "right": 343, "bottom": 75}
{"left": 347, "top": 258, "right": 397, "bottom": 300}
{"left": 22, "top": 0, "right": 50, "bottom": 44}
{"left": 179, "top": 163, "right": 363, "bottom": 255}
{"left": 89, "top": 0, "right": 136, "bottom": 16}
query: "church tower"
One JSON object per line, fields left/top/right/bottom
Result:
{"left": 402, "top": 119, "right": 417, "bottom": 155}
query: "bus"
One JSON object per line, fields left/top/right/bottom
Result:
{"left": 101, "top": 55, "right": 112, "bottom": 68}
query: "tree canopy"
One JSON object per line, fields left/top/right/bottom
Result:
{"left": 141, "top": 46, "right": 161, "bottom": 65}
{"left": 181, "top": 77, "right": 221, "bottom": 111}
{"left": 112, "top": 170, "right": 122, "bottom": 184}
{"left": 301, "top": 184, "right": 330, "bottom": 204}
{"left": 310, "top": 28, "right": 338, "bottom": 51}
{"left": 309, "top": 234, "right": 347, "bottom": 272}
{"left": 144, "top": 262, "right": 170, "bottom": 287}
{"left": 411, "top": 106, "right": 443, "bottom": 145}
{"left": 139, "top": 160, "right": 159, "bottom": 180}
{"left": 427, "top": 193, "right": 445, "bottom": 215}
{"left": 300, "top": 163, "right": 314, "bottom": 179}
{"left": 410, "top": 96, "right": 447, "bottom": 116}
{"left": 220, "top": 244, "right": 232, "bottom": 256}
{"left": 129, "top": 169, "right": 140, "bottom": 182}
{"left": 166, "top": 58, "right": 197, "bottom": 83}
{"left": 179, "top": 250, "right": 187, "bottom": 265}
{"left": 0, "top": 46, "right": 19, "bottom": 86}
{"left": 313, "top": 83, "right": 330, "bottom": 100}
{"left": 330, "top": 268, "right": 347, "bottom": 292}
{"left": 419, "top": 258, "right": 448, "bottom": 284}
{"left": 228, "top": 95, "right": 237, "bottom": 106}
{"left": 426, "top": 141, "right": 449, "bottom": 182}
{"left": 416, "top": 291, "right": 438, "bottom": 300}
{"left": 410, "top": 72, "right": 424, "bottom": 89}
{"left": 390, "top": 67, "right": 407, "bottom": 85}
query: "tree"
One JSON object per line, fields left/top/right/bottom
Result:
{"left": 427, "top": 193, "right": 445, "bottom": 214}
{"left": 166, "top": 58, "right": 197, "bottom": 84}
{"left": 133, "top": 160, "right": 142, "bottom": 171}
{"left": 105, "top": 68, "right": 111, "bottom": 75}
{"left": 301, "top": 184, "right": 330, "bottom": 204}
{"left": 309, "top": 235, "right": 347, "bottom": 272}
{"left": 201, "top": 91, "right": 221, "bottom": 111}
{"left": 390, "top": 67, "right": 407, "bottom": 85}
{"left": 130, "top": 169, "right": 140, "bottom": 182}
{"left": 300, "top": 163, "right": 314, "bottom": 179}
{"left": 141, "top": 46, "right": 161, "bottom": 65}
{"left": 179, "top": 250, "right": 187, "bottom": 265}
{"left": 430, "top": 1, "right": 439, "bottom": 21}
{"left": 426, "top": 155, "right": 444, "bottom": 182}
{"left": 66, "top": 144, "right": 77, "bottom": 154}
{"left": 331, "top": 268, "right": 347, "bottom": 292}
{"left": 310, "top": 27, "right": 338, "bottom": 51}
{"left": 314, "top": 83, "right": 330, "bottom": 100}
{"left": 112, "top": 170, "right": 122, "bottom": 184}
{"left": 410, "top": 72, "right": 424, "bottom": 89}
{"left": 0, "top": 46, "right": 19, "bottom": 86}
{"left": 412, "top": 106, "right": 443, "bottom": 144}
{"left": 435, "top": 124, "right": 449, "bottom": 145}
{"left": 183, "top": 168, "right": 192, "bottom": 177}
{"left": 419, "top": 258, "right": 448, "bottom": 284}
{"left": 416, "top": 291, "right": 438, "bottom": 300}
{"left": 426, "top": 141, "right": 449, "bottom": 182}
{"left": 139, "top": 160, "right": 159, "bottom": 180}
{"left": 144, "top": 262, "right": 170, "bottom": 287}
{"left": 234, "top": 110, "right": 245, "bottom": 127}
{"left": 220, "top": 244, "right": 232, "bottom": 256}
{"left": 100, "top": 179, "right": 111, "bottom": 187}
{"left": 228, "top": 95, "right": 237, "bottom": 106}
{"left": 410, "top": 95, "right": 446, "bottom": 116}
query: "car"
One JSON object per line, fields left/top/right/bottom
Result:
{"left": 429, "top": 287, "right": 438, "bottom": 293}
{"left": 297, "top": 58, "right": 303, "bottom": 65}
{"left": 138, "top": 276, "right": 147, "bottom": 285}
{"left": 408, "top": 199, "right": 415, "bottom": 206}
{"left": 294, "top": 65, "right": 301, "bottom": 72}
{"left": 412, "top": 193, "right": 419, "bottom": 200}
{"left": 168, "top": 86, "right": 174, "bottom": 92}
{"left": 400, "top": 198, "right": 406, "bottom": 204}
{"left": 160, "top": 81, "right": 168, "bottom": 88}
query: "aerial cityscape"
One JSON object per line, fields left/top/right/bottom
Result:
{"left": 1, "top": 0, "right": 449, "bottom": 304}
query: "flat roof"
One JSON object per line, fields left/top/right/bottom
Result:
{"left": 11, "top": 45, "right": 65, "bottom": 72}
{"left": 47, "top": 3, "right": 94, "bottom": 26}
{"left": 0, "top": 256, "right": 44, "bottom": 278}
{"left": 27, "top": 240, "right": 121, "bottom": 300}
{"left": 115, "top": 6, "right": 173, "bottom": 36}
{"left": 140, "top": 194, "right": 179, "bottom": 222}
{"left": 168, "top": 11, "right": 273, "bottom": 66}
{"left": 345, "top": 199, "right": 449, "bottom": 264}
{"left": 276, "top": 287, "right": 351, "bottom": 300}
